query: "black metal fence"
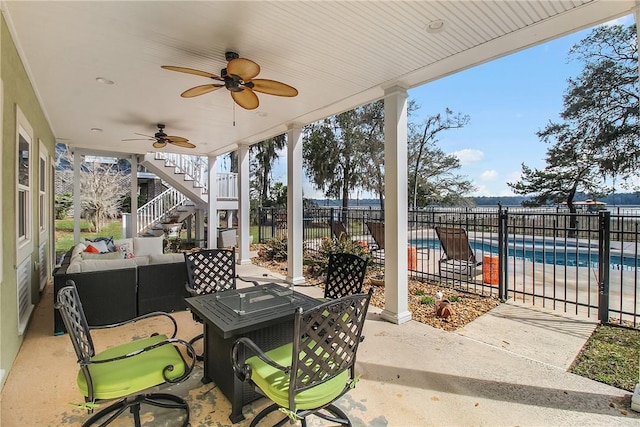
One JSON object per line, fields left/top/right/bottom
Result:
{"left": 257, "top": 206, "right": 640, "bottom": 328}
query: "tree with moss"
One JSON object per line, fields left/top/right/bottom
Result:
{"left": 408, "top": 107, "right": 474, "bottom": 207}
{"left": 509, "top": 23, "right": 637, "bottom": 225}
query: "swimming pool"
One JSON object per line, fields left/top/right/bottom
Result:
{"left": 409, "top": 238, "right": 638, "bottom": 270}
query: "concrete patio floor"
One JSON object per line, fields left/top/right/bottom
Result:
{"left": 1, "top": 261, "right": 639, "bottom": 426}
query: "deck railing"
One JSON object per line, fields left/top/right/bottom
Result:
{"left": 257, "top": 206, "right": 640, "bottom": 328}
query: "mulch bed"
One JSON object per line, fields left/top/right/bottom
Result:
{"left": 251, "top": 256, "right": 501, "bottom": 331}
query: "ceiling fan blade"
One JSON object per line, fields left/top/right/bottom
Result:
{"left": 227, "top": 58, "right": 260, "bottom": 81}
{"left": 231, "top": 88, "right": 259, "bottom": 110}
{"left": 169, "top": 140, "right": 197, "bottom": 149}
{"left": 122, "top": 138, "right": 153, "bottom": 141}
{"left": 153, "top": 141, "right": 167, "bottom": 149}
{"left": 166, "top": 135, "right": 189, "bottom": 143}
{"left": 251, "top": 79, "right": 298, "bottom": 97}
{"left": 161, "top": 65, "right": 222, "bottom": 80}
{"left": 181, "top": 84, "right": 225, "bottom": 98}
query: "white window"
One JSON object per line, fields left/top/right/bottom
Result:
{"left": 16, "top": 106, "right": 33, "bottom": 262}
{"left": 39, "top": 142, "right": 48, "bottom": 235}
{"left": 0, "top": 80, "right": 3, "bottom": 277}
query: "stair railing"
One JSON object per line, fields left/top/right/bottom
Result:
{"left": 155, "top": 152, "right": 208, "bottom": 193}
{"left": 153, "top": 152, "right": 238, "bottom": 199}
{"left": 137, "top": 187, "right": 188, "bottom": 235}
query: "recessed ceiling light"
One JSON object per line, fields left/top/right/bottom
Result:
{"left": 426, "top": 19, "right": 445, "bottom": 33}
{"left": 90, "top": 127, "right": 103, "bottom": 132}
{"left": 95, "top": 77, "right": 115, "bottom": 85}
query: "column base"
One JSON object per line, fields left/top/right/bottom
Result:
{"left": 380, "top": 309, "right": 412, "bottom": 325}
{"left": 286, "top": 276, "right": 306, "bottom": 286}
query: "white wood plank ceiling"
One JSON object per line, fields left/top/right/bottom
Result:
{"left": 2, "top": 1, "right": 635, "bottom": 156}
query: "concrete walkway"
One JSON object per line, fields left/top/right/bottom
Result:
{"left": 1, "top": 260, "right": 638, "bottom": 426}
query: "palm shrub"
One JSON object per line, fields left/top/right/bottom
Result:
{"left": 258, "top": 236, "right": 288, "bottom": 262}
{"left": 304, "top": 234, "right": 372, "bottom": 278}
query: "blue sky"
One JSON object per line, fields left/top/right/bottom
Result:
{"left": 265, "top": 14, "right": 634, "bottom": 199}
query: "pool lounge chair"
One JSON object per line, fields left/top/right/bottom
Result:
{"left": 366, "top": 221, "right": 385, "bottom": 252}
{"left": 434, "top": 226, "right": 482, "bottom": 279}
{"left": 330, "top": 220, "right": 350, "bottom": 240}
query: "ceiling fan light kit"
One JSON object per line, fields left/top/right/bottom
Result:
{"left": 162, "top": 51, "right": 298, "bottom": 110}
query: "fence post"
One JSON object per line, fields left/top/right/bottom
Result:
{"left": 257, "top": 206, "right": 263, "bottom": 243}
{"left": 270, "top": 207, "right": 276, "bottom": 240}
{"left": 598, "top": 211, "right": 611, "bottom": 324}
{"left": 498, "top": 204, "right": 508, "bottom": 300}
{"left": 329, "top": 208, "right": 335, "bottom": 238}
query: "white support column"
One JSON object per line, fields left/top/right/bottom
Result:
{"left": 207, "top": 156, "right": 218, "bottom": 249}
{"left": 73, "top": 150, "right": 81, "bottom": 244}
{"left": 195, "top": 208, "right": 205, "bottom": 247}
{"left": 237, "top": 145, "right": 251, "bottom": 265}
{"left": 286, "top": 124, "right": 305, "bottom": 285}
{"left": 130, "top": 155, "right": 138, "bottom": 236}
{"left": 226, "top": 210, "right": 234, "bottom": 228}
{"left": 381, "top": 85, "right": 412, "bottom": 325}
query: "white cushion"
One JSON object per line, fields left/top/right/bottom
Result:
{"left": 71, "top": 243, "right": 87, "bottom": 259}
{"left": 75, "top": 259, "right": 137, "bottom": 273}
{"left": 114, "top": 238, "right": 133, "bottom": 254}
{"left": 133, "top": 237, "right": 164, "bottom": 257}
{"left": 148, "top": 253, "right": 185, "bottom": 264}
{"left": 80, "top": 251, "right": 123, "bottom": 260}
{"left": 133, "top": 256, "right": 150, "bottom": 266}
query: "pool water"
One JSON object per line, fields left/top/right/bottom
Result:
{"left": 409, "top": 238, "right": 638, "bottom": 270}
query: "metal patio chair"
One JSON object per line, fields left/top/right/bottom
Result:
{"left": 323, "top": 252, "right": 368, "bottom": 300}
{"left": 184, "top": 248, "right": 259, "bottom": 359}
{"left": 55, "top": 281, "right": 196, "bottom": 427}
{"left": 231, "top": 288, "right": 373, "bottom": 426}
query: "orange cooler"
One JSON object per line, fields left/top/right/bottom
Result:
{"left": 408, "top": 246, "right": 417, "bottom": 270}
{"left": 483, "top": 255, "right": 499, "bottom": 285}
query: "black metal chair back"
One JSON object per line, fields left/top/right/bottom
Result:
{"left": 324, "top": 252, "right": 368, "bottom": 299}
{"left": 56, "top": 284, "right": 95, "bottom": 384}
{"left": 231, "top": 288, "right": 373, "bottom": 425}
{"left": 289, "top": 289, "right": 372, "bottom": 410}
{"left": 184, "top": 248, "right": 237, "bottom": 295}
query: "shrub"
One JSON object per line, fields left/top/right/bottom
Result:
{"left": 318, "top": 234, "right": 371, "bottom": 261}
{"left": 258, "top": 237, "right": 288, "bottom": 262}
{"left": 420, "top": 296, "right": 435, "bottom": 305}
{"left": 55, "top": 192, "right": 73, "bottom": 219}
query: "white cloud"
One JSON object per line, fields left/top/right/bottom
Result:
{"left": 452, "top": 149, "right": 484, "bottom": 165}
{"left": 479, "top": 170, "right": 498, "bottom": 181}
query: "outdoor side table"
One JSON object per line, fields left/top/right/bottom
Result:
{"left": 185, "top": 282, "right": 321, "bottom": 424}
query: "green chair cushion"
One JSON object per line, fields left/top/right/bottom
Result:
{"left": 247, "top": 343, "right": 350, "bottom": 410}
{"left": 77, "top": 334, "right": 186, "bottom": 400}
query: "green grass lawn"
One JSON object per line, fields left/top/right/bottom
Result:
{"left": 55, "top": 220, "right": 260, "bottom": 255}
{"left": 55, "top": 218, "right": 123, "bottom": 255}
{"left": 570, "top": 325, "right": 640, "bottom": 392}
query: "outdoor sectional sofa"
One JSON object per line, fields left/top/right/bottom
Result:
{"left": 52, "top": 236, "right": 190, "bottom": 335}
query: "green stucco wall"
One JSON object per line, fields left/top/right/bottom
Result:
{"left": 1, "top": 12, "right": 55, "bottom": 388}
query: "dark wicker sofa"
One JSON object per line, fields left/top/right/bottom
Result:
{"left": 53, "top": 246, "right": 189, "bottom": 335}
